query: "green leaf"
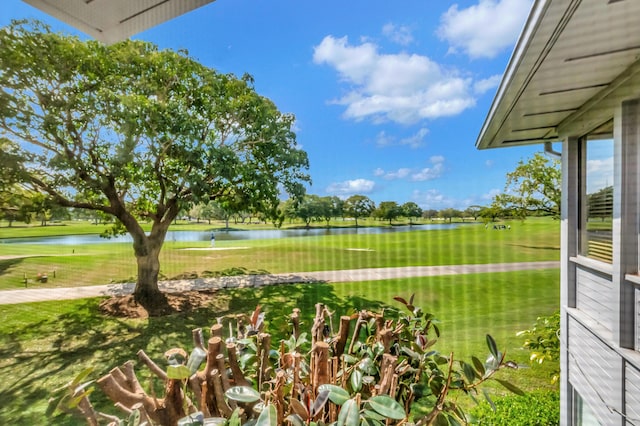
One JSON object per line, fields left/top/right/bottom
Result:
{"left": 70, "top": 367, "right": 94, "bottom": 387}
{"left": 228, "top": 408, "right": 243, "bottom": 426}
{"left": 461, "top": 362, "right": 476, "bottom": 383}
{"left": 256, "top": 403, "right": 277, "bottom": 426}
{"left": 471, "top": 356, "right": 485, "bottom": 376}
{"left": 350, "top": 368, "right": 363, "bottom": 392}
{"left": 289, "top": 398, "right": 309, "bottom": 420}
{"left": 312, "top": 390, "right": 330, "bottom": 416}
{"left": 482, "top": 389, "right": 496, "bottom": 411}
{"left": 45, "top": 394, "right": 65, "bottom": 417}
{"left": 367, "top": 395, "right": 405, "bottom": 420}
{"left": 358, "top": 357, "right": 377, "bottom": 375}
{"left": 285, "top": 414, "right": 305, "bottom": 426}
{"left": 225, "top": 386, "right": 261, "bottom": 403}
{"left": 337, "top": 399, "right": 360, "bottom": 426}
{"left": 486, "top": 334, "right": 499, "bottom": 358}
{"left": 360, "top": 417, "right": 384, "bottom": 426}
{"left": 166, "top": 364, "right": 192, "bottom": 380}
{"left": 342, "top": 354, "right": 358, "bottom": 365}
{"left": 495, "top": 379, "right": 525, "bottom": 396}
{"left": 318, "top": 384, "right": 350, "bottom": 406}
{"left": 361, "top": 409, "right": 386, "bottom": 421}
{"left": 128, "top": 408, "right": 141, "bottom": 426}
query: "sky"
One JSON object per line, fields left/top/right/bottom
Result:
{"left": 0, "top": 0, "right": 550, "bottom": 211}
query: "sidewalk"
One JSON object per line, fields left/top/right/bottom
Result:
{"left": 0, "top": 261, "right": 559, "bottom": 305}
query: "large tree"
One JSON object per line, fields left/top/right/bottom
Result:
{"left": 0, "top": 21, "right": 310, "bottom": 310}
{"left": 401, "top": 201, "right": 422, "bottom": 224}
{"left": 375, "top": 201, "right": 402, "bottom": 225}
{"left": 494, "top": 152, "right": 561, "bottom": 218}
{"left": 343, "top": 194, "right": 374, "bottom": 227}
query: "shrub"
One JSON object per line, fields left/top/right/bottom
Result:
{"left": 49, "top": 295, "right": 524, "bottom": 425}
{"left": 469, "top": 390, "right": 559, "bottom": 425}
{"left": 517, "top": 311, "right": 560, "bottom": 383}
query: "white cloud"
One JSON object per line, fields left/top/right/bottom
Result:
{"left": 375, "top": 128, "right": 429, "bottom": 149}
{"left": 437, "top": 0, "right": 532, "bottom": 59}
{"left": 382, "top": 23, "right": 414, "bottom": 46}
{"left": 374, "top": 156, "right": 445, "bottom": 181}
{"left": 474, "top": 74, "right": 502, "bottom": 94}
{"left": 378, "top": 167, "right": 412, "bottom": 180}
{"left": 326, "top": 179, "right": 376, "bottom": 197}
{"left": 411, "top": 156, "right": 445, "bottom": 181}
{"left": 485, "top": 159, "right": 495, "bottom": 167}
{"left": 586, "top": 157, "right": 614, "bottom": 193}
{"left": 481, "top": 188, "right": 501, "bottom": 200}
{"left": 412, "top": 189, "right": 457, "bottom": 210}
{"left": 313, "top": 35, "right": 476, "bottom": 124}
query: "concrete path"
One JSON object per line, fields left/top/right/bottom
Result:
{"left": 0, "top": 261, "right": 559, "bottom": 305}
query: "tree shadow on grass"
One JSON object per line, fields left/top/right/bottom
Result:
{"left": 0, "top": 257, "right": 24, "bottom": 275}
{"left": 0, "top": 282, "right": 395, "bottom": 425}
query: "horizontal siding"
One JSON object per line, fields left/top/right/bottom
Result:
{"left": 637, "top": 288, "right": 640, "bottom": 351}
{"left": 626, "top": 363, "right": 640, "bottom": 424}
{"left": 576, "top": 266, "right": 613, "bottom": 330}
{"left": 568, "top": 316, "right": 621, "bottom": 425}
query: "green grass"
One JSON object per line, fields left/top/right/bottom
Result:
{"left": 0, "top": 268, "right": 559, "bottom": 425}
{"left": 0, "top": 217, "right": 559, "bottom": 289}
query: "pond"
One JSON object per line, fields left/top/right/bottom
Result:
{"left": 0, "top": 223, "right": 465, "bottom": 245}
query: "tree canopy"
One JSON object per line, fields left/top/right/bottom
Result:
{"left": 343, "top": 195, "right": 375, "bottom": 227}
{"left": 494, "top": 152, "right": 561, "bottom": 218}
{"left": 0, "top": 21, "right": 310, "bottom": 310}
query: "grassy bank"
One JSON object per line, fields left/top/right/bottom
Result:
{"left": 0, "top": 268, "right": 559, "bottom": 424}
{"left": 0, "top": 217, "right": 559, "bottom": 289}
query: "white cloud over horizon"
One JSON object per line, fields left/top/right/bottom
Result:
{"left": 374, "top": 156, "right": 445, "bottom": 181}
{"left": 586, "top": 156, "right": 614, "bottom": 193}
{"left": 437, "top": 0, "right": 532, "bottom": 59}
{"left": 412, "top": 186, "right": 501, "bottom": 210}
{"left": 326, "top": 178, "right": 376, "bottom": 198}
{"left": 312, "top": 35, "right": 477, "bottom": 124}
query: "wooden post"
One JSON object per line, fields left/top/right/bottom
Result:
{"left": 312, "top": 342, "right": 330, "bottom": 390}
{"left": 334, "top": 316, "right": 351, "bottom": 359}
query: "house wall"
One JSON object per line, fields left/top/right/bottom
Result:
{"left": 561, "top": 99, "right": 640, "bottom": 425}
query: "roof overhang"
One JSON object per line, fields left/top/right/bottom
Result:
{"left": 476, "top": 0, "right": 640, "bottom": 149}
{"left": 22, "top": 0, "right": 216, "bottom": 44}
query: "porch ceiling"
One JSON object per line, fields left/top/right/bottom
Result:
{"left": 476, "top": 0, "right": 640, "bottom": 149}
{"left": 22, "top": 0, "right": 216, "bottom": 44}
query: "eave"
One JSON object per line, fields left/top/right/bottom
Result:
{"left": 22, "top": 0, "right": 216, "bottom": 44}
{"left": 476, "top": 0, "right": 640, "bottom": 149}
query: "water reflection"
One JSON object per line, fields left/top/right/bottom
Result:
{"left": 2, "top": 223, "right": 465, "bottom": 245}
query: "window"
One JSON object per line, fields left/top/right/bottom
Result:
{"left": 579, "top": 136, "right": 614, "bottom": 263}
{"left": 574, "top": 390, "right": 602, "bottom": 426}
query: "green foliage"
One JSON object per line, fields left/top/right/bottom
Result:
{"left": 494, "top": 153, "right": 561, "bottom": 218}
{"left": 517, "top": 311, "right": 560, "bottom": 384}
{"left": 0, "top": 19, "right": 310, "bottom": 303}
{"left": 343, "top": 195, "right": 375, "bottom": 227}
{"left": 470, "top": 390, "right": 559, "bottom": 425}
{"left": 374, "top": 201, "right": 402, "bottom": 224}
{"left": 49, "top": 296, "right": 525, "bottom": 425}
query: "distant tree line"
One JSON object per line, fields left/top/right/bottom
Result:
{"left": 0, "top": 189, "right": 533, "bottom": 229}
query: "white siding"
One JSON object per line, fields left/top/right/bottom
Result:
{"left": 636, "top": 288, "right": 640, "bottom": 351}
{"left": 568, "top": 316, "right": 621, "bottom": 425}
{"left": 625, "top": 363, "right": 640, "bottom": 425}
{"left": 576, "top": 266, "right": 613, "bottom": 330}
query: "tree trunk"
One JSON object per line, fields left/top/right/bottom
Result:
{"left": 131, "top": 228, "right": 170, "bottom": 315}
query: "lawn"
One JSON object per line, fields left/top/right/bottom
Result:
{"left": 0, "top": 268, "right": 560, "bottom": 425}
{"left": 0, "top": 217, "right": 559, "bottom": 289}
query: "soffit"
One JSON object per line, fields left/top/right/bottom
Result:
{"left": 22, "top": 0, "right": 216, "bottom": 44}
{"left": 477, "top": 0, "right": 640, "bottom": 149}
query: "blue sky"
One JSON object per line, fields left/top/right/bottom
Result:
{"left": 1, "top": 0, "right": 548, "bottom": 210}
